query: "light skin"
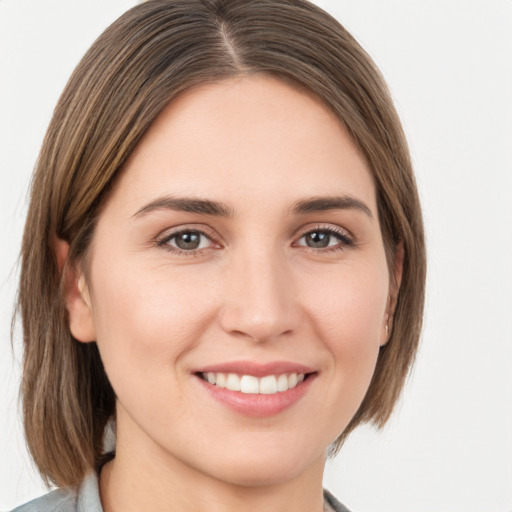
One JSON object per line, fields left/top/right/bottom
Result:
{"left": 64, "top": 75, "right": 401, "bottom": 512}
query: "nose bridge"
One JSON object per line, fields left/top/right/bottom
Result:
{"left": 219, "top": 243, "right": 299, "bottom": 342}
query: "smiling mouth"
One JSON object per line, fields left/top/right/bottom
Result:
{"left": 197, "top": 372, "right": 312, "bottom": 395}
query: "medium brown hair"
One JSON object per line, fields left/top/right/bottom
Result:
{"left": 17, "top": 0, "right": 426, "bottom": 488}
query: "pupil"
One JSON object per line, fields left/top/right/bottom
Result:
{"left": 306, "top": 231, "right": 330, "bottom": 248}
{"left": 176, "top": 232, "right": 200, "bottom": 250}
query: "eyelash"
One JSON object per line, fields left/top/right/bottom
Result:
{"left": 156, "top": 227, "right": 220, "bottom": 256}
{"left": 294, "top": 225, "right": 355, "bottom": 253}
{"left": 156, "top": 225, "right": 354, "bottom": 256}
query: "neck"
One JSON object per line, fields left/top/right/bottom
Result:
{"left": 99, "top": 425, "right": 327, "bottom": 512}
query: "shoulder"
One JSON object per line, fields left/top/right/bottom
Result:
{"left": 324, "top": 488, "right": 352, "bottom": 512}
{"left": 11, "top": 472, "right": 102, "bottom": 512}
{"left": 10, "top": 487, "right": 78, "bottom": 512}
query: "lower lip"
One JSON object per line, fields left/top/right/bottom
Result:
{"left": 195, "top": 374, "right": 316, "bottom": 417}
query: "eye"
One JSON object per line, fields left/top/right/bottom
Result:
{"left": 159, "top": 229, "right": 215, "bottom": 252}
{"left": 295, "top": 227, "right": 353, "bottom": 251}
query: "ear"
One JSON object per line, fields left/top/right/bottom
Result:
{"left": 54, "top": 237, "right": 97, "bottom": 343}
{"left": 380, "top": 241, "right": 404, "bottom": 346}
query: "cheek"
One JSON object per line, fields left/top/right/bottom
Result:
{"left": 301, "top": 260, "right": 389, "bottom": 393}
{"left": 88, "top": 261, "right": 218, "bottom": 384}
{"left": 305, "top": 261, "right": 389, "bottom": 342}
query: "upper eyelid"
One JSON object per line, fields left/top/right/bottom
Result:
{"left": 157, "top": 225, "right": 218, "bottom": 241}
{"left": 294, "top": 223, "right": 353, "bottom": 240}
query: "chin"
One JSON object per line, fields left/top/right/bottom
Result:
{"left": 197, "top": 433, "right": 327, "bottom": 488}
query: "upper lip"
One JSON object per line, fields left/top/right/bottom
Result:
{"left": 194, "top": 360, "right": 315, "bottom": 377}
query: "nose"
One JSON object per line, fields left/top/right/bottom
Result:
{"left": 218, "top": 248, "right": 301, "bottom": 343}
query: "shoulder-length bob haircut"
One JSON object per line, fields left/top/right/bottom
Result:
{"left": 18, "top": 0, "right": 425, "bottom": 488}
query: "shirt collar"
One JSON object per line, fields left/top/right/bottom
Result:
{"left": 77, "top": 472, "right": 103, "bottom": 512}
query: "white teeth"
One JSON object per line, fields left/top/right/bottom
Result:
{"left": 216, "top": 373, "right": 226, "bottom": 388}
{"left": 277, "top": 374, "right": 289, "bottom": 392}
{"left": 226, "top": 373, "right": 241, "bottom": 391}
{"left": 240, "top": 375, "right": 259, "bottom": 394}
{"left": 259, "top": 375, "right": 278, "bottom": 394}
{"left": 202, "top": 371, "right": 308, "bottom": 394}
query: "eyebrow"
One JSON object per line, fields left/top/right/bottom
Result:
{"left": 133, "top": 196, "right": 234, "bottom": 218}
{"left": 133, "top": 194, "right": 373, "bottom": 219}
{"left": 291, "top": 196, "right": 374, "bottom": 218}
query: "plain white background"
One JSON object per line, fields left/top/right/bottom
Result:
{"left": 1, "top": 1, "right": 511, "bottom": 510}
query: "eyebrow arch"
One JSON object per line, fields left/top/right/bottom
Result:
{"left": 291, "top": 196, "right": 374, "bottom": 218}
{"left": 133, "top": 196, "right": 234, "bottom": 218}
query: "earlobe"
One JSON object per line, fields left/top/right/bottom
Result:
{"left": 68, "top": 273, "right": 96, "bottom": 343}
{"left": 380, "top": 241, "right": 404, "bottom": 346}
{"left": 380, "top": 310, "right": 391, "bottom": 347}
{"left": 53, "top": 237, "right": 97, "bottom": 343}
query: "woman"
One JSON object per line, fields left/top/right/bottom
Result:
{"left": 13, "top": 0, "right": 425, "bottom": 510}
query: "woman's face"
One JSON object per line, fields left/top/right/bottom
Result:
{"left": 71, "top": 75, "right": 394, "bottom": 487}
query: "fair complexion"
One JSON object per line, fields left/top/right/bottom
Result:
{"left": 65, "top": 75, "right": 400, "bottom": 512}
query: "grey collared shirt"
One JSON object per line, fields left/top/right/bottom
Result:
{"left": 11, "top": 472, "right": 350, "bottom": 512}
{"left": 11, "top": 473, "right": 102, "bottom": 512}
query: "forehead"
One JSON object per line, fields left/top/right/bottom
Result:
{"left": 110, "top": 74, "right": 376, "bottom": 216}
